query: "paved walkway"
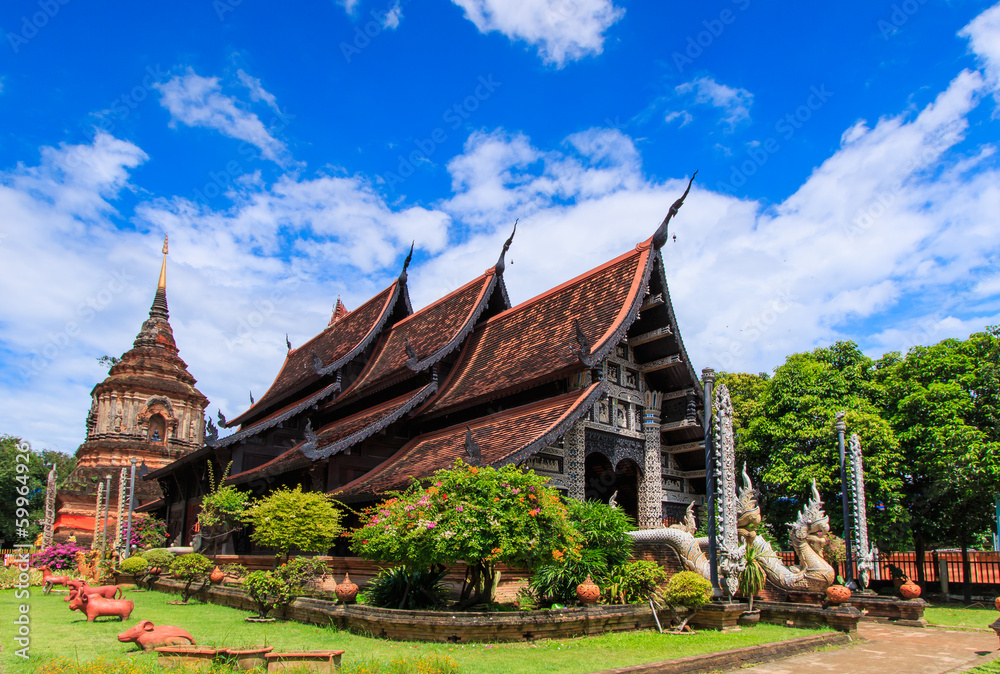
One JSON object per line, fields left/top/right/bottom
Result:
{"left": 739, "top": 623, "right": 1000, "bottom": 673}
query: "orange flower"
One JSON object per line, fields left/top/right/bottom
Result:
{"left": 470, "top": 467, "right": 479, "bottom": 474}
{"left": 552, "top": 550, "right": 564, "bottom": 561}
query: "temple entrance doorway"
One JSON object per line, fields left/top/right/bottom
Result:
{"left": 584, "top": 453, "right": 640, "bottom": 523}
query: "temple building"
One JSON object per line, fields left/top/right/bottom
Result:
{"left": 148, "top": 196, "right": 707, "bottom": 551}
{"left": 54, "top": 238, "right": 209, "bottom": 545}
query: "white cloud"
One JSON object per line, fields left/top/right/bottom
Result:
{"left": 337, "top": 0, "right": 361, "bottom": 15}
{"left": 959, "top": 2, "right": 1000, "bottom": 91}
{"left": 665, "top": 110, "right": 693, "bottom": 127}
{"left": 235, "top": 69, "right": 281, "bottom": 114}
{"left": 450, "top": 0, "right": 624, "bottom": 67}
{"left": 675, "top": 76, "right": 753, "bottom": 130}
{"left": 154, "top": 70, "right": 289, "bottom": 164}
{"left": 382, "top": 1, "right": 403, "bottom": 29}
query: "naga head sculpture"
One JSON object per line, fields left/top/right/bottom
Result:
{"left": 736, "top": 463, "right": 762, "bottom": 541}
{"left": 788, "top": 480, "right": 830, "bottom": 550}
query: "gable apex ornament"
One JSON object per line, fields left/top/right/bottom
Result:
{"left": 398, "top": 241, "right": 415, "bottom": 284}
{"left": 494, "top": 219, "right": 517, "bottom": 275}
{"left": 652, "top": 171, "right": 697, "bottom": 249}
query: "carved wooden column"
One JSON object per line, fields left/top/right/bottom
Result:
{"left": 565, "top": 421, "right": 586, "bottom": 502}
{"left": 639, "top": 391, "right": 663, "bottom": 529}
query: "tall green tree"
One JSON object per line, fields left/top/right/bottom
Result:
{"left": 880, "top": 326, "right": 1000, "bottom": 598}
{"left": 0, "top": 435, "right": 76, "bottom": 546}
{"left": 720, "top": 342, "right": 907, "bottom": 551}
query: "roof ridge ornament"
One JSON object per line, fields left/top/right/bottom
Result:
{"left": 249, "top": 390, "right": 254, "bottom": 405}
{"left": 570, "top": 318, "right": 596, "bottom": 367}
{"left": 217, "top": 409, "right": 227, "bottom": 428}
{"left": 494, "top": 219, "right": 517, "bottom": 275}
{"left": 652, "top": 171, "right": 697, "bottom": 249}
{"left": 286, "top": 334, "right": 292, "bottom": 353}
{"left": 312, "top": 350, "right": 324, "bottom": 375}
{"left": 302, "top": 418, "right": 318, "bottom": 454}
{"left": 398, "top": 241, "right": 415, "bottom": 284}
{"left": 464, "top": 426, "right": 482, "bottom": 466}
{"left": 404, "top": 337, "right": 419, "bottom": 370}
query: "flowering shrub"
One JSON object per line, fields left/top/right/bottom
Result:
{"left": 129, "top": 515, "right": 167, "bottom": 549}
{"left": 351, "top": 460, "right": 578, "bottom": 607}
{"left": 31, "top": 542, "right": 86, "bottom": 571}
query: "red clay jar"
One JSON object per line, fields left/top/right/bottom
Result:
{"left": 995, "top": 596, "right": 1000, "bottom": 613}
{"left": 825, "top": 584, "right": 852, "bottom": 604}
{"left": 900, "top": 580, "right": 922, "bottom": 599}
{"left": 209, "top": 566, "right": 225, "bottom": 584}
{"left": 335, "top": 573, "right": 358, "bottom": 604}
{"left": 576, "top": 575, "right": 600, "bottom": 605}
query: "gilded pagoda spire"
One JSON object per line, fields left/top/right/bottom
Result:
{"left": 148, "top": 235, "right": 170, "bottom": 321}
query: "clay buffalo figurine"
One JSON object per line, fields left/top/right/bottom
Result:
{"left": 64, "top": 579, "right": 123, "bottom": 600}
{"left": 40, "top": 566, "right": 72, "bottom": 594}
{"left": 118, "top": 620, "right": 196, "bottom": 651}
{"left": 68, "top": 588, "right": 134, "bottom": 622}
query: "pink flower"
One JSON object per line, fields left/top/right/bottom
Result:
{"left": 456, "top": 505, "right": 464, "bottom": 512}
{"left": 426, "top": 522, "right": 437, "bottom": 529}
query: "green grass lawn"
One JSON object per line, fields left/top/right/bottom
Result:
{"left": 925, "top": 601, "right": 998, "bottom": 629}
{"left": 0, "top": 588, "right": 835, "bottom": 673}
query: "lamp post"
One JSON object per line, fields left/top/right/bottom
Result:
{"left": 836, "top": 412, "right": 855, "bottom": 586}
{"left": 100, "top": 474, "right": 112, "bottom": 557}
{"left": 702, "top": 367, "right": 720, "bottom": 594}
{"left": 123, "top": 457, "right": 138, "bottom": 560}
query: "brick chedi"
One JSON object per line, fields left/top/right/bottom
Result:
{"left": 54, "top": 237, "right": 209, "bottom": 545}
{"left": 149, "top": 179, "right": 707, "bottom": 554}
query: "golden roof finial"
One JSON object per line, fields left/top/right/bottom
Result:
{"left": 158, "top": 235, "right": 168, "bottom": 290}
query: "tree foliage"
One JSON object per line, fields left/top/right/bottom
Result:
{"left": 721, "top": 327, "right": 1000, "bottom": 558}
{"left": 243, "top": 485, "right": 342, "bottom": 559}
{"left": 0, "top": 435, "right": 76, "bottom": 545}
{"left": 351, "top": 460, "right": 578, "bottom": 607}
{"left": 720, "top": 341, "right": 906, "bottom": 550}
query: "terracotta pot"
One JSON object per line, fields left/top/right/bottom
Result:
{"left": 149, "top": 567, "right": 161, "bottom": 575}
{"left": 576, "top": 575, "right": 600, "bottom": 605}
{"left": 994, "top": 596, "right": 1000, "bottom": 613}
{"left": 335, "top": 573, "right": 359, "bottom": 604}
{"left": 209, "top": 566, "right": 225, "bottom": 584}
{"left": 899, "top": 580, "right": 922, "bottom": 599}
{"left": 825, "top": 584, "right": 852, "bottom": 604}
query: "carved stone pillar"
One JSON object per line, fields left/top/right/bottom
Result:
{"left": 565, "top": 421, "right": 586, "bottom": 502}
{"left": 639, "top": 391, "right": 663, "bottom": 529}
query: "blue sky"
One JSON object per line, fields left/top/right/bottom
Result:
{"left": 2, "top": 0, "right": 999, "bottom": 453}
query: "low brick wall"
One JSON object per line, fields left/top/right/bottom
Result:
{"left": 756, "top": 601, "right": 861, "bottom": 633}
{"left": 848, "top": 595, "right": 928, "bottom": 626}
{"left": 207, "top": 556, "right": 531, "bottom": 602}
{"left": 150, "top": 578, "right": 660, "bottom": 643}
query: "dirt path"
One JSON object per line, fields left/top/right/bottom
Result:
{"left": 739, "top": 622, "right": 999, "bottom": 673}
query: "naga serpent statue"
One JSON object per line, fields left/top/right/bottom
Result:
{"left": 627, "top": 467, "right": 835, "bottom": 594}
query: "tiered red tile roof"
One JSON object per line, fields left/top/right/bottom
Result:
{"left": 419, "top": 242, "right": 653, "bottom": 418}
{"left": 333, "top": 383, "right": 603, "bottom": 500}
{"left": 227, "top": 384, "right": 437, "bottom": 485}
{"left": 331, "top": 271, "right": 501, "bottom": 404}
{"left": 228, "top": 282, "right": 404, "bottom": 427}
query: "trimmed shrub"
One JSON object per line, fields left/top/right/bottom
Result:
{"left": 118, "top": 556, "right": 148, "bottom": 576}
{"left": 169, "top": 553, "right": 213, "bottom": 602}
{"left": 604, "top": 560, "right": 669, "bottom": 604}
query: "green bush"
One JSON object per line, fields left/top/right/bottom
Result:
{"left": 529, "top": 499, "right": 634, "bottom": 605}
{"left": 361, "top": 566, "right": 449, "bottom": 610}
{"left": 169, "top": 553, "right": 213, "bottom": 602}
{"left": 0, "top": 565, "right": 42, "bottom": 589}
{"left": 244, "top": 485, "right": 343, "bottom": 560}
{"left": 604, "top": 560, "right": 669, "bottom": 604}
{"left": 275, "top": 556, "right": 327, "bottom": 594}
{"left": 118, "top": 556, "right": 148, "bottom": 575}
{"left": 662, "top": 571, "right": 712, "bottom": 610}
{"left": 143, "top": 549, "right": 174, "bottom": 570}
{"left": 243, "top": 570, "right": 287, "bottom": 619}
